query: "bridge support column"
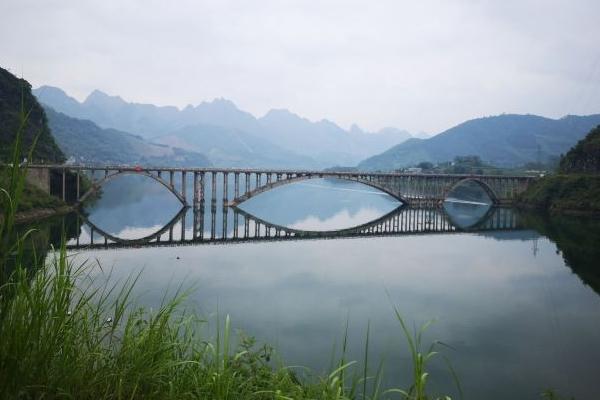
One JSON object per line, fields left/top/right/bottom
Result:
{"left": 233, "top": 210, "right": 239, "bottom": 239}
{"left": 234, "top": 173, "right": 239, "bottom": 198}
{"left": 199, "top": 172, "right": 205, "bottom": 204}
{"left": 180, "top": 210, "right": 186, "bottom": 241}
{"left": 211, "top": 172, "right": 217, "bottom": 204}
{"left": 181, "top": 171, "right": 187, "bottom": 203}
{"left": 169, "top": 171, "right": 174, "bottom": 188}
{"left": 210, "top": 204, "right": 216, "bottom": 240}
{"left": 222, "top": 208, "right": 228, "bottom": 239}
{"left": 223, "top": 172, "right": 229, "bottom": 203}
{"left": 193, "top": 172, "right": 199, "bottom": 206}
{"left": 245, "top": 173, "right": 250, "bottom": 195}
{"left": 195, "top": 202, "right": 205, "bottom": 240}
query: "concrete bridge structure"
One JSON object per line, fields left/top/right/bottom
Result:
{"left": 25, "top": 164, "right": 537, "bottom": 208}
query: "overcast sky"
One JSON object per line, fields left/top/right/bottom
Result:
{"left": 1, "top": 0, "right": 599, "bottom": 133}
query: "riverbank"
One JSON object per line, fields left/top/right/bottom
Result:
{"left": 1, "top": 170, "right": 74, "bottom": 223}
{"left": 11, "top": 205, "right": 74, "bottom": 223}
{"left": 517, "top": 174, "right": 600, "bottom": 216}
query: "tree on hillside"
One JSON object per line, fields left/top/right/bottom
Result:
{"left": 0, "top": 67, "right": 65, "bottom": 163}
{"left": 559, "top": 125, "right": 600, "bottom": 174}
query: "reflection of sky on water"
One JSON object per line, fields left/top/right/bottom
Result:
{"left": 65, "top": 173, "right": 600, "bottom": 399}
{"left": 83, "top": 175, "right": 182, "bottom": 235}
{"left": 83, "top": 176, "right": 403, "bottom": 236}
{"left": 443, "top": 201, "right": 492, "bottom": 229}
{"left": 287, "top": 207, "right": 389, "bottom": 230}
{"left": 240, "top": 179, "right": 401, "bottom": 230}
{"left": 70, "top": 230, "right": 600, "bottom": 400}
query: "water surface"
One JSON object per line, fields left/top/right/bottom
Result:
{"left": 26, "top": 175, "right": 600, "bottom": 399}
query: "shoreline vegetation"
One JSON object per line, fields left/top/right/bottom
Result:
{"left": 517, "top": 125, "right": 600, "bottom": 216}
{"left": 0, "top": 172, "right": 73, "bottom": 224}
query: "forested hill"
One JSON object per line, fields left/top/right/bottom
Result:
{"left": 0, "top": 67, "right": 64, "bottom": 163}
{"left": 358, "top": 114, "right": 600, "bottom": 171}
{"left": 517, "top": 125, "right": 600, "bottom": 214}
{"left": 559, "top": 125, "right": 600, "bottom": 174}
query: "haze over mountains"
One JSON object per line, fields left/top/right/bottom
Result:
{"left": 359, "top": 114, "right": 600, "bottom": 171}
{"left": 33, "top": 85, "right": 600, "bottom": 172}
{"left": 34, "top": 86, "right": 413, "bottom": 168}
{"left": 44, "top": 108, "right": 211, "bottom": 167}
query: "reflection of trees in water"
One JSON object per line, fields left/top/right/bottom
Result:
{"left": 521, "top": 212, "right": 600, "bottom": 296}
{"left": 5, "top": 214, "right": 83, "bottom": 277}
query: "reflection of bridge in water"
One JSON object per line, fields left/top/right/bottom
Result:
{"left": 68, "top": 205, "right": 524, "bottom": 251}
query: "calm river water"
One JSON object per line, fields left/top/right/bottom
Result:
{"left": 28, "top": 175, "right": 600, "bottom": 399}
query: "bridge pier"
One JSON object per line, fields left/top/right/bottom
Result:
{"left": 193, "top": 172, "right": 198, "bottom": 206}
{"left": 180, "top": 209, "right": 186, "bottom": 240}
{"left": 181, "top": 171, "right": 187, "bottom": 203}
{"left": 223, "top": 172, "right": 229, "bottom": 203}
{"left": 211, "top": 172, "right": 217, "bottom": 204}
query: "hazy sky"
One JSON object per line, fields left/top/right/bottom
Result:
{"left": 1, "top": 0, "right": 599, "bottom": 133}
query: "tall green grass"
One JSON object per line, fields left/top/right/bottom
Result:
{"left": 0, "top": 106, "right": 462, "bottom": 399}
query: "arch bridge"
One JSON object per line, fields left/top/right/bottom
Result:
{"left": 25, "top": 165, "right": 537, "bottom": 207}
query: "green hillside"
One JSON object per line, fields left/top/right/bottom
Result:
{"left": 0, "top": 67, "right": 64, "bottom": 163}
{"left": 359, "top": 114, "right": 600, "bottom": 171}
{"left": 559, "top": 125, "right": 600, "bottom": 174}
{"left": 518, "top": 125, "right": 600, "bottom": 214}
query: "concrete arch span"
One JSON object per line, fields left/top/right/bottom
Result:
{"left": 442, "top": 177, "right": 499, "bottom": 205}
{"left": 78, "top": 170, "right": 187, "bottom": 205}
{"left": 230, "top": 174, "right": 408, "bottom": 206}
{"left": 77, "top": 207, "right": 188, "bottom": 245}
{"left": 233, "top": 204, "right": 408, "bottom": 237}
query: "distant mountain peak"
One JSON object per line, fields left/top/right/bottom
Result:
{"left": 263, "top": 108, "right": 297, "bottom": 117}
{"left": 36, "top": 85, "right": 70, "bottom": 97}
{"left": 349, "top": 124, "right": 365, "bottom": 135}
{"left": 84, "top": 89, "right": 126, "bottom": 106}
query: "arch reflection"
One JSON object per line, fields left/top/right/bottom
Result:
{"left": 68, "top": 203, "right": 523, "bottom": 250}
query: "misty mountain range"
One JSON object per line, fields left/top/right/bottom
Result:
{"left": 43, "top": 107, "right": 211, "bottom": 167}
{"left": 33, "top": 85, "right": 600, "bottom": 171}
{"left": 358, "top": 113, "right": 600, "bottom": 170}
{"left": 34, "top": 86, "right": 413, "bottom": 168}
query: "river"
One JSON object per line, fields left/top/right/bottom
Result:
{"left": 24, "top": 174, "right": 600, "bottom": 399}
